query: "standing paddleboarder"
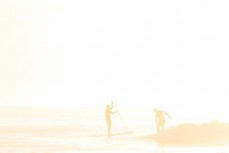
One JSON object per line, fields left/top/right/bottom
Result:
{"left": 105, "top": 101, "right": 118, "bottom": 137}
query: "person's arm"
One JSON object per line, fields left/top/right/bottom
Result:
{"left": 111, "top": 110, "right": 118, "bottom": 114}
{"left": 110, "top": 100, "right": 114, "bottom": 109}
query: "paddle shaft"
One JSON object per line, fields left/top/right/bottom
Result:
{"left": 113, "top": 103, "right": 133, "bottom": 133}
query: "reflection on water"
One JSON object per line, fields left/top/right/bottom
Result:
{"left": 0, "top": 109, "right": 228, "bottom": 153}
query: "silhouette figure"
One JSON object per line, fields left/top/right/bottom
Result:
{"left": 154, "top": 109, "right": 171, "bottom": 132}
{"left": 105, "top": 101, "right": 118, "bottom": 137}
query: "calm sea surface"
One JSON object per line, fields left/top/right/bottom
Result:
{"left": 0, "top": 109, "right": 228, "bottom": 153}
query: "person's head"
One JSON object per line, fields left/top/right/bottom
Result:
{"left": 154, "top": 109, "right": 158, "bottom": 113}
{"left": 106, "top": 105, "right": 110, "bottom": 109}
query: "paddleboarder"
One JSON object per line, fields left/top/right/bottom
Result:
{"left": 154, "top": 109, "right": 171, "bottom": 132}
{"left": 105, "top": 101, "right": 118, "bottom": 137}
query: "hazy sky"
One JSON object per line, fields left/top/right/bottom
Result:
{"left": 1, "top": 0, "right": 229, "bottom": 120}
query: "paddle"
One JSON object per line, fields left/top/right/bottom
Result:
{"left": 112, "top": 101, "right": 133, "bottom": 135}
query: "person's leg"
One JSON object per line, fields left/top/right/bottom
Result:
{"left": 107, "top": 123, "right": 111, "bottom": 137}
{"left": 161, "top": 119, "right": 165, "bottom": 130}
{"left": 157, "top": 123, "right": 160, "bottom": 132}
{"left": 157, "top": 120, "right": 162, "bottom": 132}
{"left": 161, "top": 124, "right": 164, "bottom": 130}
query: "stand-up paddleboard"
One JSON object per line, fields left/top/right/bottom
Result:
{"left": 111, "top": 131, "right": 134, "bottom": 136}
{"left": 109, "top": 132, "right": 157, "bottom": 141}
{"left": 109, "top": 130, "right": 134, "bottom": 137}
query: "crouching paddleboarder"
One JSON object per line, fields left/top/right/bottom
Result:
{"left": 154, "top": 109, "right": 171, "bottom": 132}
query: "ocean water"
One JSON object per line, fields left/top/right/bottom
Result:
{"left": 0, "top": 109, "right": 228, "bottom": 153}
